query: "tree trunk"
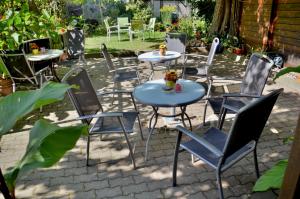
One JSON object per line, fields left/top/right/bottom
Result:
{"left": 210, "top": 0, "right": 241, "bottom": 36}
{"left": 209, "top": 0, "right": 225, "bottom": 34}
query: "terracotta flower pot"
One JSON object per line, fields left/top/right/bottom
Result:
{"left": 0, "top": 78, "right": 13, "bottom": 96}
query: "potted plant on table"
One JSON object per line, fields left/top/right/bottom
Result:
{"left": 0, "top": 58, "right": 13, "bottom": 96}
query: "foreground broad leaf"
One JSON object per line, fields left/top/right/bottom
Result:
{"left": 253, "top": 159, "right": 288, "bottom": 192}
{"left": 4, "top": 120, "right": 88, "bottom": 192}
{"left": 274, "top": 65, "right": 300, "bottom": 80}
{"left": 0, "top": 82, "right": 71, "bottom": 136}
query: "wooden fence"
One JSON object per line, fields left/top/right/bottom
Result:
{"left": 239, "top": 0, "right": 300, "bottom": 65}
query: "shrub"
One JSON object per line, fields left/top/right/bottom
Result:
{"left": 160, "top": 5, "right": 176, "bottom": 25}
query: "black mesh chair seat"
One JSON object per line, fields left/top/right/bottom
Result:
{"left": 184, "top": 67, "right": 207, "bottom": 76}
{"left": 181, "top": 127, "right": 253, "bottom": 169}
{"left": 173, "top": 89, "right": 283, "bottom": 199}
{"left": 208, "top": 97, "right": 251, "bottom": 114}
{"left": 114, "top": 71, "right": 138, "bottom": 82}
{"left": 91, "top": 111, "right": 139, "bottom": 133}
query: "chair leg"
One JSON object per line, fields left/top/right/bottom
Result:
{"left": 111, "top": 82, "right": 117, "bottom": 105}
{"left": 137, "top": 115, "right": 144, "bottom": 141}
{"left": 86, "top": 135, "right": 91, "bottom": 166}
{"left": 118, "top": 117, "right": 136, "bottom": 169}
{"left": 253, "top": 147, "right": 260, "bottom": 178}
{"left": 202, "top": 100, "right": 209, "bottom": 126}
{"left": 173, "top": 131, "right": 183, "bottom": 187}
{"left": 216, "top": 170, "right": 224, "bottom": 199}
{"left": 218, "top": 108, "right": 227, "bottom": 130}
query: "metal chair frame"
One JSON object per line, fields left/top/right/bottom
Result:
{"left": 0, "top": 51, "right": 52, "bottom": 91}
{"left": 104, "top": 18, "right": 118, "bottom": 41}
{"left": 173, "top": 88, "right": 283, "bottom": 199}
{"left": 62, "top": 67, "right": 144, "bottom": 168}
{"left": 117, "top": 17, "right": 131, "bottom": 41}
{"left": 207, "top": 53, "right": 274, "bottom": 129}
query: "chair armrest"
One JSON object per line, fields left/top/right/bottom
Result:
{"left": 185, "top": 54, "right": 208, "bottom": 59}
{"left": 97, "top": 90, "right": 132, "bottom": 96}
{"left": 222, "top": 93, "right": 261, "bottom": 98}
{"left": 109, "top": 66, "right": 139, "bottom": 72}
{"left": 176, "top": 125, "right": 223, "bottom": 157}
{"left": 110, "top": 25, "right": 118, "bottom": 28}
{"left": 35, "top": 66, "right": 50, "bottom": 75}
{"left": 77, "top": 112, "right": 123, "bottom": 120}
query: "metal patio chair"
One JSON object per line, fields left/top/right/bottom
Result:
{"left": 117, "top": 17, "right": 131, "bottom": 41}
{"left": 173, "top": 88, "right": 283, "bottom": 199}
{"left": 64, "top": 28, "right": 86, "bottom": 64}
{"left": 182, "top": 37, "right": 219, "bottom": 96}
{"left": 104, "top": 18, "right": 118, "bottom": 41}
{"left": 144, "top": 17, "right": 156, "bottom": 38}
{"left": 100, "top": 43, "right": 140, "bottom": 91}
{"left": 130, "top": 19, "right": 145, "bottom": 41}
{"left": 62, "top": 67, "right": 144, "bottom": 168}
{"left": 0, "top": 50, "right": 52, "bottom": 91}
{"left": 206, "top": 53, "right": 274, "bottom": 129}
{"left": 148, "top": 33, "right": 187, "bottom": 80}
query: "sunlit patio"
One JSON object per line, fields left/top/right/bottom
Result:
{"left": 0, "top": 54, "right": 299, "bottom": 199}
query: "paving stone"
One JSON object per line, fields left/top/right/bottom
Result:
{"left": 121, "top": 183, "right": 148, "bottom": 195}
{"left": 83, "top": 180, "right": 109, "bottom": 191}
{"left": 95, "top": 186, "right": 122, "bottom": 198}
{"left": 73, "top": 190, "right": 96, "bottom": 199}
{"left": 73, "top": 173, "right": 98, "bottom": 183}
{"left": 135, "top": 190, "right": 163, "bottom": 199}
{"left": 109, "top": 176, "right": 134, "bottom": 187}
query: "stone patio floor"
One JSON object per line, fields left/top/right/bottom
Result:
{"left": 1, "top": 53, "right": 299, "bottom": 199}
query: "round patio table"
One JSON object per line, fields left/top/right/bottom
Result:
{"left": 133, "top": 79, "right": 205, "bottom": 160}
{"left": 138, "top": 51, "right": 181, "bottom": 80}
{"left": 26, "top": 49, "right": 63, "bottom": 81}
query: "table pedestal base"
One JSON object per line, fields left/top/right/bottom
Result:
{"left": 145, "top": 106, "right": 192, "bottom": 161}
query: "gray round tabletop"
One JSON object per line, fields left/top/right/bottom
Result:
{"left": 133, "top": 79, "right": 205, "bottom": 107}
{"left": 138, "top": 51, "right": 181, "bottom": 63}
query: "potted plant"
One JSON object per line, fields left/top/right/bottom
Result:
{"left": 0, "top": 59, "right": 13, "bottom": 96}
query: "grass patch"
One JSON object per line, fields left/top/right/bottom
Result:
{"left": 85, "top": 32, "right": 166, "bottom": 54}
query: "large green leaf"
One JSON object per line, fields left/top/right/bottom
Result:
{"left": 0, "top": 82, "right": 71, "bottom": 136}
{"left": 253, "top": 159, "right": 288, "bottom": 192}
{"left": 274, "top": 65, "right": 300, "bottom": 80}
{"left": 4, "top": 119, "right": 88, "bottom": 192}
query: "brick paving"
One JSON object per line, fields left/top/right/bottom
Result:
{"left": 0, "top": 53, "right": 299, "bottom": 198}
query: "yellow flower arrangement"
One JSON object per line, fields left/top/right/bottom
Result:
{"left": 159, "top": 44, "right": 167, "bottom": 56}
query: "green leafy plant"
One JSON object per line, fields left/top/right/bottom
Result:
{"left": 126, "top": 0, "right": 152, "bottom": 23}
{"left": 0, "top": 2, "right": 63, "bottom": 50}
{"left": 0, "top": 82, "right": 88, "bottom": 198}
{"left": 160, "top": 5, "right": 176, "bottom": 25}
{"left": 253, "top": 65, "right": 300, "bottom": 193}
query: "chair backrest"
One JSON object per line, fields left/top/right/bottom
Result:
{"left": 20, "top": 38, "right": 51, "bottom": 54}
{"left": 104, "top": 18, "right": 110, "bottom": 30}
{"left": 117, "top": 17, "right": 129, "bottom": 27}
{"left": 100, "top": 43, "right": 115, "bottom": 71}
{"left": 131, "top": 19, "right": 144, "bottom": 31}
{"left": 240, "top": 53, "right": 274, "bottom": 95}
{"left": 222, "top": 88, "right": 283, "bottom": 162}
{"left": 206, "top": 37, "right": 219, "bottom": 66}
{"left": 165, "top": 32, "right": 187, "bottom": 54}
{"left": 65, "top": 28, "right": 85, "bottom": 59}
{"left": 148, "top": 18, "right": 156, "bottom": 29}
{"left": 62, "top": 67, "right": 103, "bottom": 125}
{"left": 0, "top": 51, "right": 38, "bottom": 85}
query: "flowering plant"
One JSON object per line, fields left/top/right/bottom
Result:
{"left": 164, "top": 70, "right": 178, "bottom": 82}
{"left": 30, "top": 43, "right": 39, "bottom": 50}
